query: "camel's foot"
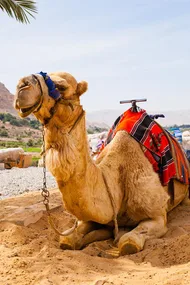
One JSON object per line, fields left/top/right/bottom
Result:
{"left": 59, "top": 221, "right": 113, "bottom": 250}
{"left": 82, "top": 229, "right": 113, "bottom": 247}
{"left": 59, "top": 221, "right": 95, "bottom": 250}
{"left": 118, "top": 233, "right": 145, "bottom": 255}
{"left": 60, "top": 232, "right": 83, "bottom": 250}
{"left": 60, "top": 240, "right": 74, "bottom": 250}
{"left": 117, "top": 215, "right": 167, "bottom": 255}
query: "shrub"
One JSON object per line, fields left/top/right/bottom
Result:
{"left": 0, "top": 142, "right": 6, "bottom": 147}
{"left": 29, "top": 119, "right": 41, "bottom": 129}
{"left": 27, "top": 139, "right": 34, "bottom": 147}
{"left": 0, "top": 113, "right": 40, "bottom": 129}
{"left": 0, "top": 129, "right": 9, "bottom": 137}
{"left": 16, "top": 136, "right": 23, "bottom": 141}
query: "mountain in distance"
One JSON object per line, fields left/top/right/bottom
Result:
{"left": 0, "top": 83, "right": 17, "bottom": 115}
{"left": 0, "top": 82, "right": 190, "bottom": 127}
{"left": 86, "top": 109, "right": 190, "bottom": 128}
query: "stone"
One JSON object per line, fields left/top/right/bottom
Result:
{"left": 0, "top": 190, "right": 62, "bottom": 227}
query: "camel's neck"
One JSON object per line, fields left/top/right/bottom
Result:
{"left": 45, "top": 110, "right": 115, "bottom": 223}
{"left": 45, "top": 109, "right": 91, "bottom": 181}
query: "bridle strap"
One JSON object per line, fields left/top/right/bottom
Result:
{"left": 32, "top": 74, "right": 44, "bottom": 113}
{"left": 32, "top": 74, "right": 83, "bottom": 130}
{"left": 68, "top": 110, "right": 85, "bottom": 134}
{"left": 32, "top": 74, "right": 43, "bottom": 97}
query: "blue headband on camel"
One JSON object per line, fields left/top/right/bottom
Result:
{"left": 38, "top": 71, "right": 61, "bottom": 100}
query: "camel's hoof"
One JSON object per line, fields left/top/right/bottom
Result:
{"left": 119, "top": 240, "right": 140, "bottom": 255}
{"left": 59, "top": 233, "right": 83, "bottom": 250}
{"left": 59, "top": 236, "right": 83, "bottom": 250}
{"left": 59, "top": 236, "right": 75, "bottom": 250}
{"left": 118, "top": 235, "right": 143, "bottom": 255}
{"left": 60, "top": 242, "right": 74, "bottom": 250}
{"left": 59, "top": 240, "right": 82, "bottom": 250}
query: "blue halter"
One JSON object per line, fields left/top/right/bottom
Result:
{"left": 38, "top": 71, "right": 61, "bottom": 100}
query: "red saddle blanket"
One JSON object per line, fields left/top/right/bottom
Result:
{"left": 103, "top": 108, "right": 190, "bottom": 186}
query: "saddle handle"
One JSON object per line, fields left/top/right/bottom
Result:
{"left": 120, "top": 99, "right": 147, "bottom": 112}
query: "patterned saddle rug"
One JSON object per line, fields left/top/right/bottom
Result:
{"left": 101, "top": 108, "right": 190, "bottom": 186}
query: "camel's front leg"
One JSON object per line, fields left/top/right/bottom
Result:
{"left": 60, "top": 221, "right": 113, "bottom": 250}
{"left": 118, "top": 215, "right": 168, "bottom": 255}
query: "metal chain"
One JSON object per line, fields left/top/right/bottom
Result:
{"left": 41, "top": 126, "right": 50, "bottom": 211}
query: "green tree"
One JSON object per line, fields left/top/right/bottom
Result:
{"left": 0, "top": 0, "right": 37, "bottom": 24}
{"left": 27, "top": 138, "right": 34, "bottom": 146}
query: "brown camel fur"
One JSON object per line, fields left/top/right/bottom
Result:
{"left": 14, "top": 71, "right": 190, "bottom": 256}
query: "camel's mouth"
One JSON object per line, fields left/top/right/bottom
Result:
{"left": 18, "top": 99, "right": 42, "bottom": 118}
{"left": 15, "top": 86, "right": 43, "bottom": 117}
{"left": 19, "top": 106, "right": 35, "bottom": 118}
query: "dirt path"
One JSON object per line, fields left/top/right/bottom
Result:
{"left": 0, "top": 190, "right": 190, "bottom": 285}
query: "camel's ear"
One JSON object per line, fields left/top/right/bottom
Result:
{"left": 52, "top": 77, "right": 69, "bottom": 92}
{"left": 76, "top": 81, "right": 88, "bottom": 96}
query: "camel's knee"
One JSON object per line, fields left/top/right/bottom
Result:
{"left": 59, "top": 230, "right": 83, "bottom": 250}
{"left": 140, "top": 216, "right": 168, "bottom": 238}
{"left": 76, "top": 221, "right": 99, "bottom": 235}
{"left": 59, "top": 221, "right": 95, "bottom": 250}
{"left": 118, "top": 216, "right": 168, "bottom": 255}
{"left": 59, "top": 221, "right": 105, "bottom": 250}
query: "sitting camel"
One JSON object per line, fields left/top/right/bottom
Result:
{"left": 14, "top": 71, "right": 190, "bottom": 256}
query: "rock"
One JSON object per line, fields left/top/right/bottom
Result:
{"left": 0, "top": 190, "right": 62, "bottom": 227}
{"left": 1, "top": 203, "right": 62, "bottom": 227}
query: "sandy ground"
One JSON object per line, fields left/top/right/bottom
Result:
{"left": 0, "top": 189, "right": 190, "bottom": 285}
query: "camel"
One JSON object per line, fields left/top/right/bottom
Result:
{"left": 14, "top": 71, "right": 190, "bottom": 256}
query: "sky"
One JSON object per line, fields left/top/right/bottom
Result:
{"left": 0, "top": 0, "right": 190, "bottom": 113}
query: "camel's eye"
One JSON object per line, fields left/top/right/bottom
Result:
{"left": 55, "top": 84, "right": 68, "bottom": 92}
{"left": 59, "top": 86, "right": 67, "bottom": 92}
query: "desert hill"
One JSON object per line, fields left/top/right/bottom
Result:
{"left": 0, "top": 82, "right": 109, "bottom": 131}
{"left": 0, "top": 83, "right": 17, "bottom": 115}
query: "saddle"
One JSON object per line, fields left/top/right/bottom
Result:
{"left": 103, "top": 108, "right": 190, "bottom": 186}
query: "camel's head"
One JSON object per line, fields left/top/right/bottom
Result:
{"left": 14, "top": 72, "right": 88, "bottom": 122}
